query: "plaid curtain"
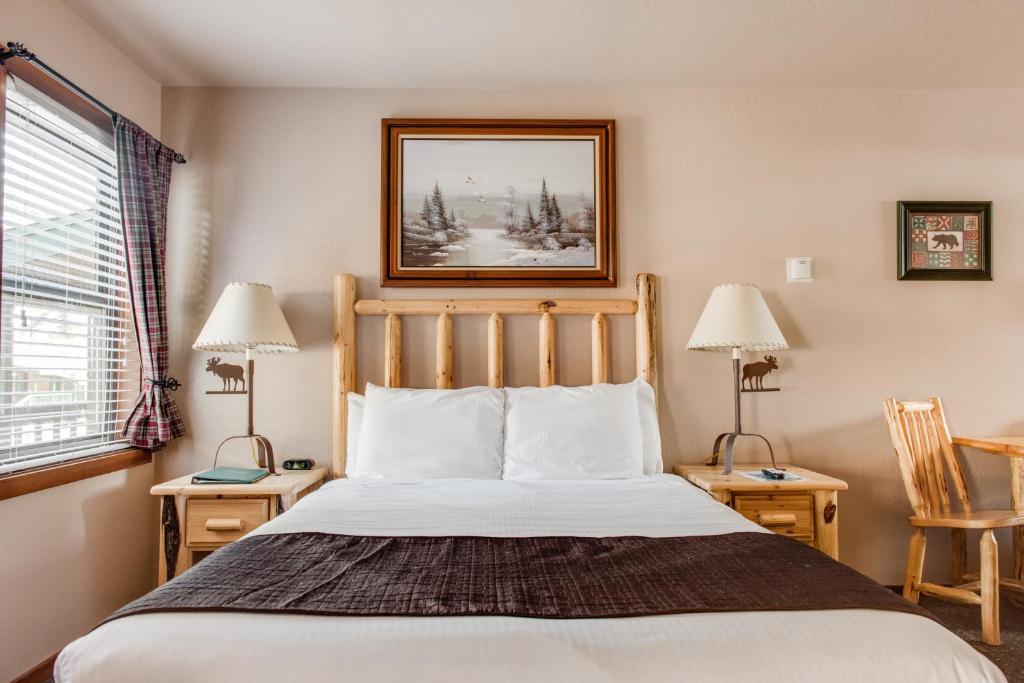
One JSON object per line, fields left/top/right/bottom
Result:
{"left": 114, "top": 115, "right": 185, "bottom": 449}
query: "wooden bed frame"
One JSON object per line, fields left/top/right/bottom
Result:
{"left": 331, "top": 273, "right": 658, "bottom": 478}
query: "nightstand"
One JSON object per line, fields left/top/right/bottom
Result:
{"left": 151, "top": 467, "right": 327, "bottom": 584}
{"left": 673, "top": 464, "right": 848, "bottom": 560}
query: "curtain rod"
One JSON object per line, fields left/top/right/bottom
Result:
{"left": 0, "top": 41, "right": 186, "bottom": 164}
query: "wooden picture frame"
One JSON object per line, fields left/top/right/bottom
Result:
{"left": 381, "top": 119, "right": 616, "bottom": 287}
{"left": 897, "top": 201, "right": 992, "bottom": 281}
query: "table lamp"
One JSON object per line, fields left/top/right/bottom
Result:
{"left": 193, "top": 282, "right": 298, "bottom": 474}
{"left": 687, "top": 283, "right": 788, "bottom": 474}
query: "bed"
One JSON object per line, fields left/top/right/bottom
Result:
{"left": 56, "top": 274, "right": 1003, "bottom": 682}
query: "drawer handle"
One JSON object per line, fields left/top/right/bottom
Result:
{"left": 758, "top": 512, "right": 797, "bottom": 527}
{"left": 206, "top": 518, "right": 244, "bottom": 531}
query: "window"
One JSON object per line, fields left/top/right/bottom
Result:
{"left": 0, "top": 73, "right": 139, "bottom": 475}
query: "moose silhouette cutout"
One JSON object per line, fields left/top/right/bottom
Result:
{"left": 930, "top": 233, "right": 960, "bottom": 250}
{"left": 206, "top": 357, "right": 245, "bottom": 392}
{"left": 742, "top": 355, "right": 779, "bottom": 390}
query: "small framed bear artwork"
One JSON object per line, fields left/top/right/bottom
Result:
{"left": 897, "top": 201, "right": 992, "bottom": 281}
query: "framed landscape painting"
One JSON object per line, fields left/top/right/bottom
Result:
{"left": 897, "top": 201, "right": 992, "bottom": 281}
{"left": 381, "top": 119, "right": 616, "bottom": 286}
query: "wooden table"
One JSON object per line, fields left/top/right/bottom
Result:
{"left": 952, "top": 436, "right": 1024, "bottom": 580}
{"left": 673, "top": 465, "right": 848, "bottom": 560}
{"left": 151, "top": 468, "right": 327, "bottom": 584}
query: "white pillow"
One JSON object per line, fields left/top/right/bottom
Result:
{"left": 347, "top": 382, "right": 660, "bottom": 477}
{"left": 344, "top": 392, "right": 364, "bottom": 477}
{"left": 351, "top": 383, "right": 504, "bottom": 479}
{"left": 633, "top": 378, "right": 663, "bottom": 474}
{"left": 502, "top": 383, "right": 644, "bottom": 480}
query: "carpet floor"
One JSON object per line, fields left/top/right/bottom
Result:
{"left": 920, "top": 591, "right": 1024, "bottom": 682}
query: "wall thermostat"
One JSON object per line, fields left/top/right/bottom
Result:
{"left": 786, "top": 257, "right": 813, "bottom": 283}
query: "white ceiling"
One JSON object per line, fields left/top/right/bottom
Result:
{"left": 62, "top": 0, "right": 1024, "bottom": 89}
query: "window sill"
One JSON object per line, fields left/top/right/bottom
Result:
{"left": 0, "top": 447, "right": 153, "bottom": 502}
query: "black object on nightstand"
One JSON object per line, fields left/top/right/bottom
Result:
{"left": 283, "top": 458, "right": 315, "bottom": 471}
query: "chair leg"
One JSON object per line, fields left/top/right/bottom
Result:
{"left": 951, "top": 528, "right": 967, "bottom": 585}
{"left": 904, "top": 528, "right": 926, "bottom": 604}
{"left": 980, "top": 529, "right": 1000, "bottom": 646}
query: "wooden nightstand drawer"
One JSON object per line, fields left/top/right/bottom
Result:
{"left": 672, "top": 465, "right": 846, "bottom": 560}
{"left": 734, "top": 494, "right": 814, "bottom": 541}
{"left": 186, "top": 498, "right": 269, "bottom": 546}
{"left": 154, "top": 468, "right": 327, "bottom": 584}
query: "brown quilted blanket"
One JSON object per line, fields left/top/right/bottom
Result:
{"left": 107, "top": 532, "right": 932, "bottom": 622}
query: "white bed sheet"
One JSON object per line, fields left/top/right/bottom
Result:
{"left": 56, "top": 475, "right": 1003, "bottom": 683}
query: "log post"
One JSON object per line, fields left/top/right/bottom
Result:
{"left": 591, "top": 313, "right": 608, "bottom": 384}
{"left": 436, "top": 313, "right": 454, "bottom": 388}
{"left": 332, "top": 274, "right": 356, "bottom": 478}
{"left": 635, "top": 273, "right": 658, "bottom": 397}
{"left": 488, "top": 313, "right": 504, "bottom": 388}
{"left": 539, "top": 312, "right": 555, "bottom": 387}
{"left": 384, "top": 313, "right": 402, "bottom": 388}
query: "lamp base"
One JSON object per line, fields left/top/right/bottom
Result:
{"left": 212, "top": 434, "right": 278, "bottom": 475}
{"left": 709, "top": 431, "right": 778, "bottom": 475}
{"left": 709, "top": 350, "right": 780, "bottom": 474}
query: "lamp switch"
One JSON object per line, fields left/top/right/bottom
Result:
{"left": 786, "top": 257, "right": 813, "bottom": 283}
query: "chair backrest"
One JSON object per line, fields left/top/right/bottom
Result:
{"left": 882, "top": 397, "right": 971, "bottom": 518}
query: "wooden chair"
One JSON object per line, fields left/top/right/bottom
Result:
{"left": 883, "top": 398, "right": 1024, "bottom": 645}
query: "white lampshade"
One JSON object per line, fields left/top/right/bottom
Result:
{"left": 193, "top": 282, "right": 298, "bottom": 353}
{"left": 687, "top": 283, "right": 788, "bottom": 352}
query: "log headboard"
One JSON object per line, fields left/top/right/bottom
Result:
{"left": 331, "top": 273, "right": 658, "bottom": 478}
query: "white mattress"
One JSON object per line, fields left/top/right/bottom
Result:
{"left": 56, "top": 475, "right": 1003, "bottom": 682}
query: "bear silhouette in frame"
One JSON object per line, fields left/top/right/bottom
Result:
{"left": 930, "top": 233, "right": 960, "bottom": 250}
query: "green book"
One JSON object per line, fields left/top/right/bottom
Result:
{"left": 191, "top": 466, "right": 269, "bottom": 485}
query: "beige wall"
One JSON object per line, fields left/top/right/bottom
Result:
{"left": 0, "top": 1, "right": 162, "bottom": 679}
{"left": 0, "top": 9, "right": 1019, "bottom": 677}
{"left": 161, "top": 86, "right": 1024, "bottom": 587}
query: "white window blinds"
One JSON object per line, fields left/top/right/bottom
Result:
{"left": 0, "top": 76, "right": 139, "bottom": 474}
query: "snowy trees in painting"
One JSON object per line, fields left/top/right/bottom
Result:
{"left": 536, "top": 178, "right": 553, "bottom": 234}
{"left": 519, "top": 203, "right": 538, "bottom": 234}
{"left": 500, "top": 186, "right": 519, "bottom": 236}
{"left": 402, "top": 176, "right": 596, "bottom": 267}
{"left": 532, "top": 179, "right": 569, "bottom": 236}
{"left": 505, "top": 177, "right": 596, "bottom": 255}
{"left": 401, "top": 182, "right": 470, "bottom": 263}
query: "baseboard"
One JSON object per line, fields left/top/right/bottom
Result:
{"left": 12, "top": 652, "right": 58, "bottom": 683}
